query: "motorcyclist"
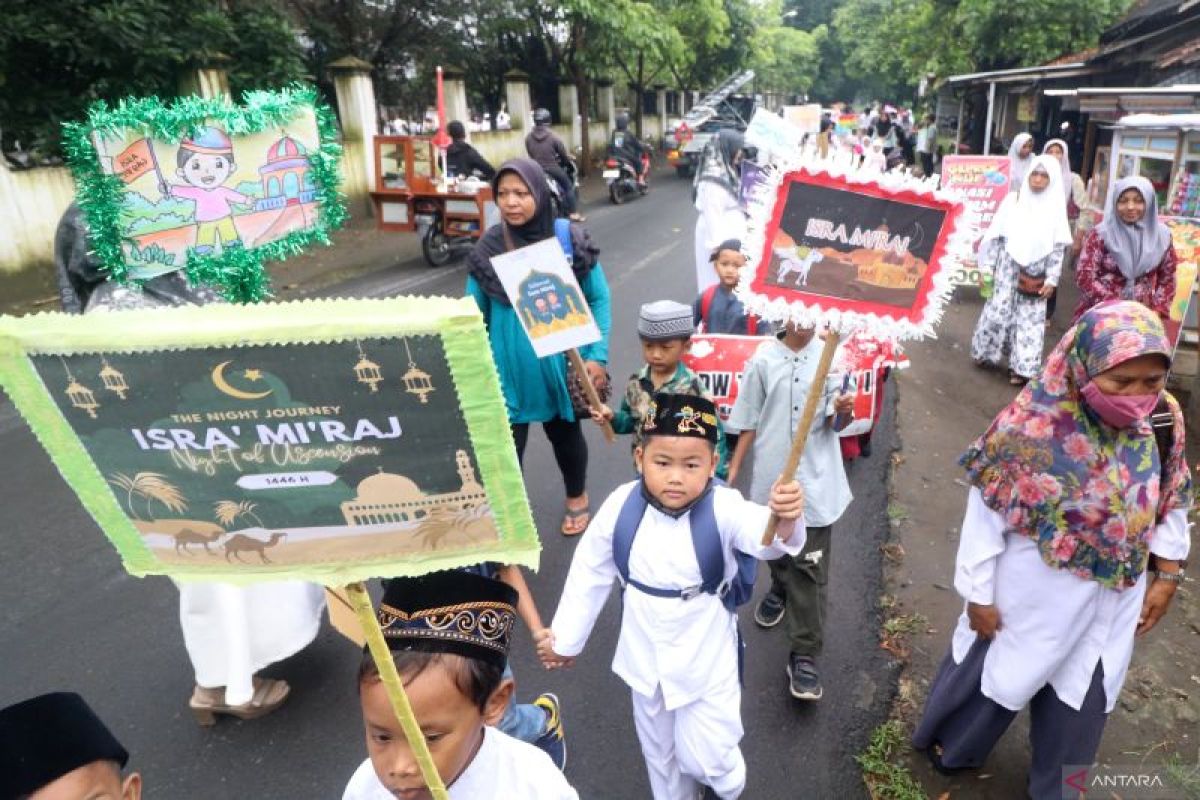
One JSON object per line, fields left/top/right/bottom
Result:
{"left": 445, "top": 120, "right": 496, "bottom": 181}
{"left": 608, "top": 112, "right": 649, "bottom": 187}
{"left": 524, "top": 108, "right": 584, "bottom": 221}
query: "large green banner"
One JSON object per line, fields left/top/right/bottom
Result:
{"left": 0, "top": 298, "right": 538, "bottom": 585}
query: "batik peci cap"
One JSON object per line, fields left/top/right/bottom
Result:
{"left": 642, "top": 393, "right": 720, "bottom": 444}
{"left": 377, "top": 570, "right": 518, "bottom": 670}
{"left": 638, "top": 300, "right": 694, "bottom": 341}
{"left": 0, "top": 692, "right": 129, "bottom": 798}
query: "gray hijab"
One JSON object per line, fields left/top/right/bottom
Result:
{"left": 1096, "top": 176, "right": 1172, "bottom": 286}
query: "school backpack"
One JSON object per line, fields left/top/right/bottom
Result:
{"left": 698, "top": 285, "right": 759, "bottom": 335}
{"left": 611, "top": 482, "right": 758, "bottom": 613}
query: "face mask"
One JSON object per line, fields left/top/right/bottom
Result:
{"left": 1080, "top": 381, "right": 1159, "bottom": 429}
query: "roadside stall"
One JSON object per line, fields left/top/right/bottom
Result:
{"left": 1105, "top": 114, "right": 1200, "bottom": 214}
{"left": 369, "top": 135, "right": 494, "bottom": 266}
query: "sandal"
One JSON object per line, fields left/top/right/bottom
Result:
{"left": 189, "top": 677, "right": 290, "bottom": 726}
{"left": 1008, "top": 372, "right": 1028, "bottom": 386}
{"left": 561, "top": 505, "right": 591, "bottom": 537}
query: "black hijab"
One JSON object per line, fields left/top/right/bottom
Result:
{"left": 467, "top": 158, "right": 599, "bottom": 304}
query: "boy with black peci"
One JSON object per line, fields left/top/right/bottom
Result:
{"left": 540, "top": 393, "right": 806, "bottom": 800}
{"left": 0, "top": 691, "right": 143, "bottom": 800}
{"left": 343, "top": 570, "right": 578, "bottom": 800}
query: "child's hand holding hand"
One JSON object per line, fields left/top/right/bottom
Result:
{"left": 768, "top": 479, "right": 805, "bottom": 520}
{"left": 535, "top": 628, "right": 575, "bottom": 670}
{"left": 589, "top": 404, "right": 615, "bottom": 425}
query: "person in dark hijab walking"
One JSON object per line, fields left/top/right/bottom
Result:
{"left": 1073, "top": 176, "right": 1177, "bottom": 324}
{"left": 466, "top": 158, "right": 611, "bottom": 536}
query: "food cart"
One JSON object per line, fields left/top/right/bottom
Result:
{"left": 370, "top": 135, "right": 496, "bottom": 266}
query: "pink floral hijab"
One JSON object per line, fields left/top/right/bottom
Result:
{"left": 961, "top": 301, "right": 1192, "bottom": 589}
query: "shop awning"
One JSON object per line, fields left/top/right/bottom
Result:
{"left": 1042, "top": 85, "right": 1200, "bottom": 114}
{"left": 945, "top": 62, "right": 1100, "bottom": 87}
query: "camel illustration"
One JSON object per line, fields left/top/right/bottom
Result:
{"left": 173, "top": 527, "right": 225, "bottom": 556}
{"left": 776, "top": 246, "right": 824, "bottom": 286}
{"left": 224, "top": 532, "right": 287, "bottom": 564}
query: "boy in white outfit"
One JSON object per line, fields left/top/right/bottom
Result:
{"left": 538, "top": 393, "right": 806, "bottom": 799}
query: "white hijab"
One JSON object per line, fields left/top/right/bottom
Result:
{"left": 1008, "top": 133, "right": 1034, "bottom": 188}
{"left": 980, "top": 154, "right": 1073, "bottom": 266}
{"left": 1041, "top": 138, "right": 1074, "bottom": 201}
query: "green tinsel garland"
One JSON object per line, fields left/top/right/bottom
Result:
{"left": 62, "top": 84, "right": 347, "bottom": 304}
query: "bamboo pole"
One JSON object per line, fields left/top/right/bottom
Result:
{"left": 760, "top": 333, "right": 840, "bottom": 545}
{"left": 566, "top": 347, "right": 615, "bottom": 443}
{"left": 345, "top": 582, "right": 449, "bottom": 800}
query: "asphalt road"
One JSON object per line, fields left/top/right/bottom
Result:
{"left": 0, "top": 172, "right": 896, "bottom": 799}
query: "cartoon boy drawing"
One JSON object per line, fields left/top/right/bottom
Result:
{"left": 160, "top": 126, "right": 250, "bottom": 254}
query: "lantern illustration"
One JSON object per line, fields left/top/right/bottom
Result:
{"left": 60, "top": 358, "right": 99, "bottom": 418}
{"left": 98, "top": 357, "right": 128, "bottom": 399}
{"left": 401, "top": 337, "right": 435, "bottom": 404}
{"left": 353, "top": 341, "right": 383, "bottom": 393}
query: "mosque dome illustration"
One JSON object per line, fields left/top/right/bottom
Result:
{"left": 255, "top": 134, "right": 317, "bottom": 211}
{"left": 340, "top": 450, "right": 489, "bottom": 526}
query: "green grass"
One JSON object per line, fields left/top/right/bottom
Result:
{"left": 887, "top": 502, "right": 909, "bottom": 522}
{"left": 856, "top": 720, "right": 928, "bottom": 800}
{"left": 1166, "top": 755, "right": 1200, "bottom": 800}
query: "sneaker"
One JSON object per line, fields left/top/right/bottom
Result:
{"left": 788, "top": 654, "right": 823, "bottom": 701}
{"left": 753, "top": 589, "right": 786, "bottom": 628}
{"left": 532, "top": 692, "right": 567, "bottom": 771}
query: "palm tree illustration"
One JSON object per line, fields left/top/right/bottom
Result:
{"left": 213, "top": 500, "right": 265, "bottom": 531}
{"left": 108, "top": 472, "right": 188, "bottom": 520}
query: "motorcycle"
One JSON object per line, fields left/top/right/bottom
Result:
{"left": 415, "top": 191, "right": 494, "bottom": 267}
{"left": 603, "top": 152, "right": 650, "bottom": 205}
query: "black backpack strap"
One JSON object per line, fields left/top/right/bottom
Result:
{"left": 1150, "top": 397, "right": 1175, "bottom": 478}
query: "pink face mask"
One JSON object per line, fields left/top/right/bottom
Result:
{"left": 1080, "top": 381, "right": 1159, "bottom": 429}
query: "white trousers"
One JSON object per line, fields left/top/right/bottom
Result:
{"left": 630, "top": 681, "right": 746, "bottom": 800}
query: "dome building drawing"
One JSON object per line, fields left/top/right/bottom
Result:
{"left": 255, "top": 135, "right": 317, "bottom": 211}
{"left": 340, "top": 450, "right": 488, "bottom": 526}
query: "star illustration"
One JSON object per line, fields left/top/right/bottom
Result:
{"left": 243, "top": 368, "right": 264, "bottom": 382}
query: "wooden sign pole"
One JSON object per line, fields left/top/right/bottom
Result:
{"left": 760, "top": 332, "right": 840, "bottom": 545}
{"left": 345, "top": 582, "right": 449, "bottom": 800}
{"left": 566, "top": 347, "right": 615, "bottom": 443}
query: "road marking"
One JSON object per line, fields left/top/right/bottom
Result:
{"left": 607, "top": 238, "right": 684, "bottom": 289}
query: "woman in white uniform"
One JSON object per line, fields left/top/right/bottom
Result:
{"left": 914, "top": 301, "right": 1192, "bottom": 799}
{"left": 693, "top": 130, "right": 747, "bottom": 294}
{"left": 54, "top": 205, "right": 327, "bottom": 725}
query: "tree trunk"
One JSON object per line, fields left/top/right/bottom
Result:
{"left": 634, "top": 53, "right": 645, "bottom": 139}
{"left": 578, "top": 73, "right": 592, "bottom": 178}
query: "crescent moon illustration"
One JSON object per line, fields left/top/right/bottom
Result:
{"left": 211, "top": 361, "right": 273, "bottom": 400}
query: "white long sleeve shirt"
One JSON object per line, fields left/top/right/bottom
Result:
{"left": 551, "top": 482, "right": 805, "bottom": 710}
{"left": 342, "top": 726, "right": 578, "bottom": 800}
{"left": 951, "top": 487, "right": 1191, "bottom": 713}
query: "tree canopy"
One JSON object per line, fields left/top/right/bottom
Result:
{"left": 1, "top": 0, "right": 1134, "bottom": 162}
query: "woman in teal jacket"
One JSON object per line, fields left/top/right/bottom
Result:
{"left": 466, "top": 158, "right": 611, "bottom": 535}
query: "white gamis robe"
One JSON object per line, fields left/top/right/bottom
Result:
{"left": 693, "top": 182, "right": 747, "bottom": 295}
{"left": 178, "top": 580, "right": 325, "bottom": 705}
{"left": 552, "top": 481, "right": 805, "bottom": 708}
{"left": 342, "top": 726, "right": 579, "bottom": 800}
{"left": 952, "top": 487, "right": 1192, "bottom": 713}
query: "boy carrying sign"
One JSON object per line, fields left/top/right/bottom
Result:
{"left": 539, "top": 394, "right": 805, "bottom": 799}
